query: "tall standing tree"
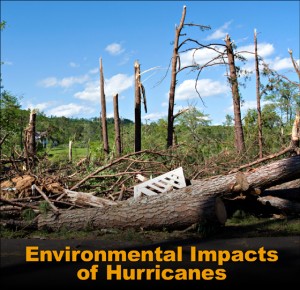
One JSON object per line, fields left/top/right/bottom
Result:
{"left": 134, "top": 60, "right": 142, "bottom": 152}
{"left": 166, "top": 5, "right": 210, "bottom": 148}
{"left": 167, "top": 6, "right": 186, "bottom": 149}
{"left": 99, "top": 58, "right": 109, "bottom": 155}
{"left": 113, "top": 93, "right": 122, "bottom": 157}
{"left": 225, "top": 34, "right": 246, "bottom": 154}
{"left": 254, "top": 29, "right": 263, "bottom": 158}
{"left": 24, "top": 109, "right": 37, "bottom": 171}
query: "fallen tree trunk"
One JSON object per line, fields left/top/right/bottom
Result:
{"left": 38, "top": 155, "right": 300, "bottom": 231}
{"left": 261, "top": 179, "right": 300, "bottom": 201}
{"left": 257, "top": 196, "right": 300, "bottom": 214}
{"left": 265, "top": 179, "right": 300, "bottom": 191}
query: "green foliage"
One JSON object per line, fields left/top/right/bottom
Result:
{"left": 39, "top": 201, "right": 50, "bottom": 215}
{"left": 0, "top": 20, "right": 6, "bottom": 30}
{"left": 0, "top": 91, "right": 29, "bottom": 155}
{"left": 21, "top": 208, "right": 37, "bottom": 221}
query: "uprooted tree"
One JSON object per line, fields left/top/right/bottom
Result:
{"left": 36, "top": 153, "right": 300, "bottom": 231}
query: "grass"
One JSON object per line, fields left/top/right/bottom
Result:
{"left": 41, "top": 144, "right": 89, "bottom": 163}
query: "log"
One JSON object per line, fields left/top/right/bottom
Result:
{"left": 262, "top": 179, "right": 300, "bottom": 201}
{"left": 64, "top": 189, "right": 118, "bottom": 208}
{"left": 37, "top": 155, "right": 300, "bottom": 231}
{"left": 265, "top": 179, "right": 300, "bottom": 191}
{"left": 257, "top": 196, "right": 300, "bottom": 214}
{"left": 38, "top": 194, "right": 227, "bottom": 231}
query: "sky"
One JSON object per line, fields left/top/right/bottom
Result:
{"left": 1, "top": 0, "right": 299, "bottom": 125}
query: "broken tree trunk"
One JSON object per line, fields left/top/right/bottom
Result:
{"left": 257, "top": 196, "right": 300, "bottom": 214}
{"left": 24, "top": 109, "right": 37, "bottom": 170}
{"left": 100, "top": 57, "right": 109, "bottom": 155}
{"left": 134, "top": 60, "right": 142, "bottom": 152}
{"left": 113, "top": 93, "right": 122, "bottom": 157}
{"left": 262, "top": 179, "right": 300, "bottom": 201}
{"left": 65, "top": 189, "right": 118, "bottom": 208}
{"left": 37, "top": 155, "right": 300, "bottom": 231}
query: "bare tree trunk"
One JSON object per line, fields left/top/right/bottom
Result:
{"left": 257, "top": 196, "right": 300, "bottom": 214}
{"left": 38, "top": 195, "right": 226, "bottom": 231}
{"left": 38, "top": 155, "right": 300, "bottom": 231}
{"left": 69, "top": 140, "right": 72, "bottom": 163}
{"left": 262, "top": 179, "right": 300, "bottom": 202}
{"left": 167, "top": 5, "right": 186, "bottom": 148}
{"left": 225, "top": 34, "right": 246, "bottom": 154}
{"left": 24, "top": 109, "right": 36, "bottom": 170}
{"left": 134, "top": 60, "right": 142, "bottom": 152}
{"left": 113, "top": 94, "right": 122, "bottom": 157}
{"left": 254, "top": 29, "right": 263, "bottom": 158}
{"left": 291, "top": 112, "right": 300, "bottom": 148}
{"left": 288, "top": 49, "right": 300, "bottom": 79}
{"left": 100, "top": 57, "right": 109, "bottom": 155}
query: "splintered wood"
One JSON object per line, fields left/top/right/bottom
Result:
{"left": 134, "top": 167, "right": 187, "bottom": 199}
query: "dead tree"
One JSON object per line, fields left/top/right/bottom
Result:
{"left": 165, "top": 5, "right": 211, "bottom": 148}
{"left": 167, "top": 6, "right": 187, "bottom": 148}
{"left": 24, "top": 109, "right": 36, "bottom": 170}
{"left": 254, "top": 29, "right": 263, "bottom": 158}
{"left": 288, "top": 49, "right": 300, "bottom": 80}
{"left": 68, "top": 140, "right": 72, "bottom": 163}
{"left": 38, "top": 155, "right": 300, "bottom": 231}
{"left": 291, "top": 111, "right": 300, "bottom": 148}
{"left": 100, "top": 57, "right": 109, "bottom": 155}
{"left": 113, "top": 94, "right": 122, "bottom": 157}
{"left": 225, "top": 34, "right": 246, "bottom": 154}
{"left": 134, "top": 60, "right": 142, "bottom": 152}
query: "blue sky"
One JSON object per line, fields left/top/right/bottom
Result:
{"left": 1, "top": 0, "right": 299, "bottom": 125}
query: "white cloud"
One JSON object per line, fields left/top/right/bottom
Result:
{"left": 69, "top": 62, "right": 80, "bottom": 68}
{"left": 105, "top": 43, "right": 125, "bottom": 55}
{"left": 175, "top": 79, "right": 228, "bottom": 100}
{"left": 3, "top": 60, "right": 13, "bottom": 65}
{"left": 38, "top": 75, "right": 89, "bottom": 88}
{"left": 142, "top": 112, "right": 167, "bottom": 121}
{"left": 237, "top": 43, "right": 275, "bottom": 60}
{"left": 46, "top": 103, "right": 94, "bottom": 117}
{"left": 206, "top": 21, "right": 232, "bottom": 41}
{"left": 74, "top": 73, "right": 133, "bottom": 102}
{"left": 39, "top": 77, "right": 58, "bottom": 88}
{"left": 26, "top": 102, "right": 53, "bottom": 112}
{"left": 269, "top": 57, "right": 299, "bottom": 71}
{"left": 228, "top": 100, "right": 273, "bottom": 113}
{"left": 106, "top": 112, "right": 114, "bottom": 118}
{"left": 89, "top": 68, "right": 99, "bottom": 74}
{"left": 60, "top": 75, "right": 89, "bottom": 88}
{"left": 180, "top": 45, "right": 224, "bottom": 68}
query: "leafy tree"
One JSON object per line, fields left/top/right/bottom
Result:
{"left": 264, "top": 80, "right": 299, "bottom": 125}
{"left": 0, "top": 91, "right": 28, "bottom": 155}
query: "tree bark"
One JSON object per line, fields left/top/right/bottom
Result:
{"left": 100, "top": 58, "right": 109, "bottom": 155}
{"left": 257, "top": 196, "right": 300, "bottom": 214}
{"left": 254, "top": 29, "right": 263, "bottom": 158}
{"left": 225, "top": 34, "right": 246, "bottom": 154}
{"left": 68, "top": 140, "right": 72, "bottom": 163}
{"left": 261, "top": 179, "right": 300, "bottom": 202}
{"left": 134, "top": 60, "right": 142, "bottom": 152}
{"left": 38, "top": 195, "right": 226, "bottom": 231}
{"left": 113, "top": 94, "right": 122, "bottom": 156}
{"left": 291, "top": 112, "right": 300, "bottom": 148}
{"left": 167, "top": 5, "right": 186, "bottom": 148}
{"left": 38, "top": 155, "right": 300, "bottom": 231}
{"left": 24, "top": 109, "right": 36, "bottom": 170}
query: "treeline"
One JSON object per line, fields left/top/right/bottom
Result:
{"left": 0, "top": 89, "right": 297, "bottom": 166}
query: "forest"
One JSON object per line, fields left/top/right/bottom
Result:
{"left": 0, "top": 5, "right": 299, "bottom": 240}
